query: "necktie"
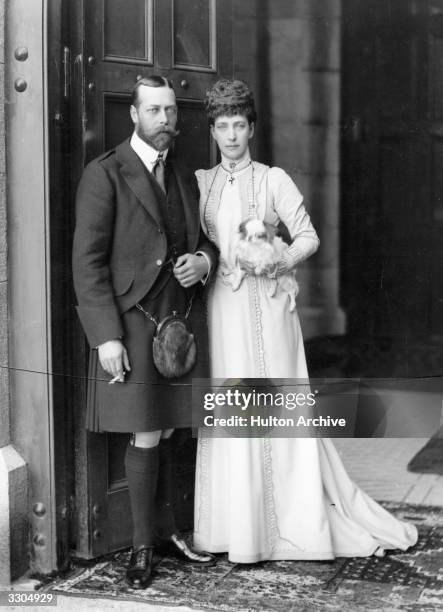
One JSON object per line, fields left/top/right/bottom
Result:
{"left": 153, "top": 153, "right": 166, "bottom": 194}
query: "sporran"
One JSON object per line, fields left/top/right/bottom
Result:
{"left": 136, "top": 297, "right": 196, "bottom": 379}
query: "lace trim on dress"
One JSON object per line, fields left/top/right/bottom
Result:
{"left": 247, "top": 277, "right": 267, "bottom": 376}
{"left": 201, "top": 166, "right": 225, "bottom": 247}
{"left": 246, "top": 171, "right": 267, "bottom": 378}
{"left": 263, "top": 438, "right": 305, "bottom": 554}
{"left": 263, "top": 438, "right": 279, "bottom": 552}
{"left": 199, "top": 162, "right": 303, "bottom": 555}
{"left": 245, "top": 165, "right": 303, "bottom": 555}
{"left": 195, "top": 433, "right": 211, "bottom": 536}
{"left": 237, "top": 164, "right": 268, "bottom": 220}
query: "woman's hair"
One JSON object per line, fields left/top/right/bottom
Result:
{"left": 205, "top": 79, "right": 257, "bottom": 125}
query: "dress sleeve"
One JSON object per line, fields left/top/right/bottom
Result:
{"left": 269, "top": 167, "right": 319, "bottom": 265}
{"left": 195, "top": 169, "right": 206, "bottom": 198}
{"left": 195, "top": 168, "right": 209, "bottom": 234}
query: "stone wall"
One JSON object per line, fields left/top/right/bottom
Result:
{"left": 0, "top": 0, "right": 28, "bottom": 584}
{"left": 267, "top": 0, "right": 345, "bottom": 338}
{"left": 0, "top": 0, "right": 8, "bottom": 449}
{"left": 0, "top": 0, "right": 11, "bottom": 586}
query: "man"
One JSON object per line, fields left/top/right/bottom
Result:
{"left": 72, "top": 76, "right": 217, "bottom": 589}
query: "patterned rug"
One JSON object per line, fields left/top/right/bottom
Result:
{"left": 37, "top": 503, "right": 443, "bottom": 611}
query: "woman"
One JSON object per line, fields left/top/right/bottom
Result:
{"left": 193, "top": 79, "right": 417, "bottom": 563}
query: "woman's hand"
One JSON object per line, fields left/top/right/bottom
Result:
{"left": 238, "top": 259, "right": 257, "bottom": 275}
{"left": 269, "top": 251, "right": 295, "bottom": 277}
{"left": 173, "top": 253, "right": 209, "bottom": 287}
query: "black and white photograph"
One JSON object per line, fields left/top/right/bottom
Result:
{"left": 0, "top": 1, "right": 442, "bottom": 611}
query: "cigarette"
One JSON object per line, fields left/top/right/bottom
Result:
{"left": 109, "top": 372, "right": 125, "bottom": 384}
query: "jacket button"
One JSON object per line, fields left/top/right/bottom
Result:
{"left": 156, "top": 259, "right": 162, "bottom": 266}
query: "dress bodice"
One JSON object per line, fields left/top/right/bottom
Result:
{"left": 195, "top": 161, "right": 320, "bottom": 266}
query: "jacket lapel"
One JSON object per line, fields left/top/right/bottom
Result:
{"left": 115, "top": 139, "right": 165, "bottom": 230}
{"left": 169, "top": 158, "right": 199, "bottom": 251}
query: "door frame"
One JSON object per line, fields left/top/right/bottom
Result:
{"left": 66, "top": 0, "right": 238, "bottom": 559}
{"left": 6, "top": 0, "right": 58, "bottom": 574}
{"left": 44, "top": 0, "right": 262, "bottom": 565}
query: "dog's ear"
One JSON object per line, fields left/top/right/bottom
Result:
{"left": 263, "top": 222, "right": 277, "bottom": 241}
{"left": 238, "top": 219, "right": 249, "bottom": 238}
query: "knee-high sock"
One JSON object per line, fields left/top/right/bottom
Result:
{"left": 125, "top": 443, "right": 159, "bottom": 548}
{"left": 155, "top": 438, "right": 177, "bottom": 538}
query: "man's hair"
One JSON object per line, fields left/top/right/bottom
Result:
{"left": 205, "top": 79, "right": 257, "bottom": 126}
{"left": 131, "top": 75, "right": 174, "bottom": 107}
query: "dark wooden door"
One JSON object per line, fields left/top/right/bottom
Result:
{"left": 72, "top": 0, "right": 233, "bottom": 558}
{"left": 342, "top": 0, "right": 443, "bottom": 342}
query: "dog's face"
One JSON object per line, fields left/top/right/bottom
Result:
{"left": 238, "top": 219, "right": 276, "bottom": 245}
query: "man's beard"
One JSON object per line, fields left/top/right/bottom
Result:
{"left": 138, "top": 126, "right": 180, "bottom": 151}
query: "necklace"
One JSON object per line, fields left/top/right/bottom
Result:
{"left": 221, "top": 159, "right": 252, "bottom": 185}
{"left": 202, "top": 161, "right": 257, "bottom": 231}
{"left": 227, "top": 163, "right": 236, "bottom": 184}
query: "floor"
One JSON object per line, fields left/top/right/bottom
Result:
{"left": 7, "top": 437, "right": 443, "bottom": 611}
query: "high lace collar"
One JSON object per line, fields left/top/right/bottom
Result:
{"left": 220, "top": 151, "right": 252, "bottom": 174}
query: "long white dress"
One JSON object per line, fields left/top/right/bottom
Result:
{"left": 193, "top": 157, "right": 418, "bottom": 563}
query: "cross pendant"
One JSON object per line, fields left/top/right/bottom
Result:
{"left": 228, "top": 175, "right": 235, "bottom": 184}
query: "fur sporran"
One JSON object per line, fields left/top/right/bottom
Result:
{"left": 153, "top": 313, "right": 197, "bottom": 378}
{"left": 136, "top": 302, "right": 197, "bottom": 378}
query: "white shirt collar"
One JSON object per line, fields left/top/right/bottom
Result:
{"left": 130, "top": 131, "right": 168, "bottom": 171}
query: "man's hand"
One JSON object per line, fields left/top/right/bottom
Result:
{"left": 173, "top": 253, "right": 208, "bottom": 288}
{"left": 97, "top": 339, "right": 131, "bottom": 381}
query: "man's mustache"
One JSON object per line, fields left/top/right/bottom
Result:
{"left": 158, "top": 127, "right": 180, "bottom": 138}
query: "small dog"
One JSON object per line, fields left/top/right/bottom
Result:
{"left": 230, "top": 218, "right": 299, "bottom": 311}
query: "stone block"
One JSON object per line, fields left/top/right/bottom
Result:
{"left": 233, "top": 3, "right": 258, "bottom": 86}
{"left": 268, "top": 0, "right": 298, "bottom": 20}
{"left": 269, "top": 18, "right": 304, "bottom": 76}
{"left": 0, "top": 64, "right": 5, "bottom": 163}
{"left": 294, "top": 0, "right": 342, "bottom": 19}
{"left": 0, "top": 192, "right": 6, "bottom": 282}
{"left": 0, "top": 281, "right": 6, "bottom": 362}
{"left": 310, "top": 72, "right": 341, "bottom": 124}
{"left": 0, "top": 366, "right": 9, "bottom": 447}
{"left": 313, "top": 227, "right": 341, "bottom": 268}
{"left": 296, "top": 72, "right": 341, "bottom": 126}
{"left": 301, "top": 17, "right": 341, "bottom": 71}
{"left": 298, "top": 304, "right": 346, "bottom": 338}
{"left": 0, "top": 445, "right": 28, "bottom": 585}
{"left": 295, "top": 123, "right": 340, "bottom": 177}
{"left": 308, "top": 175, "right": 340, "bottom": 224}
{"left": 271, "top": 119, "right": 301, "bottom": 164}
{"left": 0, "top": 0, "right": 4, "bottom": 65}
{"left": 234, "top": 0, "right": 258, "bottom": 19}
{"left": 270, "top": 0, "right": 341, "bottom": 20}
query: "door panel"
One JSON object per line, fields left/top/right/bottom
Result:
{"left": 75, "top": 0, "right": 232, "bottom": 557}
{"left": 104, "top": 0, "right": 154, "bottom": 63}
{"left": 174, "top": 100, "right": 213, "bottom": 171}
{"left": 173, "top": 0, "right": 216, "bottom": 69}
{"left": 429, "top": 10, "right": 443, "bottom": 333}
{"left": 342, "top": 0, "right": 439, "bottom": 342}
{"left": 103, "top": 94, "right": 133, "bottom": 150}
{"left": 84, "top": 0, "right": 231, "bottom": 168}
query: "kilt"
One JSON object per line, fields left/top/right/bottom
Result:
{"left": 86, "top": 272, "right": 210, "bottom": 433}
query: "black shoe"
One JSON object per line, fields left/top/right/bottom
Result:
{"left": 125, "top": 546, "right": 154, "bottom": 589}
{"left": 160, "top": 533, "right": 216, "bottom": 566}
